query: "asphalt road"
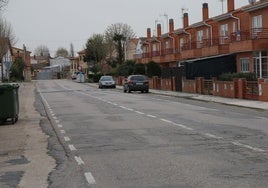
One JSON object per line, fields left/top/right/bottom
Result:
{"left": 36, "top": 79, "right": 268, "bottom": 188}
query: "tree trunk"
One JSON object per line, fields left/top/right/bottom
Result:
{"left": 0, "top": 59, "right": 3, "bottom": 82}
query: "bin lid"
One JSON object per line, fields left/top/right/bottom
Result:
{"left": 0, "top": 83, "right": 19, "bottom": 89}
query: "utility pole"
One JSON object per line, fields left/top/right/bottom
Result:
{"left": 219, "top": 0, "right": 225, "bottom": 13}
{"left": 23, "top": 44, "right": 27, "bottom": 81}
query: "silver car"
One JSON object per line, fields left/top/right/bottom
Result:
{"left": 98, "top": 76, "right": 116, "bottom": 89}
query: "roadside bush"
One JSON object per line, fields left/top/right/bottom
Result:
{"left": 92, "top": 73, "right": 103, "bottom": 82}
{"left": 10, "top": 57, "right": 25, "bottom": 81}
{"left": 146, "top": 61, "right": 161, "bottom": 78}
{"left": 133, "top": 63, "right": 145, "bottom": 75}
{"left": 219, "top": 72, "right": 257, "bottom": 81}
{"left": 116, "top": 60, "right": 135, "bottom": 76}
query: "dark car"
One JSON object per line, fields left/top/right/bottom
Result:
{"left": 98, "top": 76, "right": 116, "bottom": 89}
{"left": 123, "top": 75, "right": 149, "bottom": 93}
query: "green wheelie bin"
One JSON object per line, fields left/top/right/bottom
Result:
{"left": 0, "top": 83, "right": 20, "bottom": 124}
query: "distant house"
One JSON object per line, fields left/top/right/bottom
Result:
{"left": 69, "top": 56, "right": 79, "bottom": 75}
{"left": 31, "top": 55, "right": 50, "bottom": 80}
{"left": 50, "top": 56, "right": 71, "bottom": 71}
{"left": 77, "top": 50, "right": 88, "bottom": 75}
{"left": 125, "top": 38, "right": 139, "bottom": 61}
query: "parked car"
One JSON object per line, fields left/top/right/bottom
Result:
{"left": 123, "top": 75, "right": 149, "bottom": 93}
{"left": 98, "top": 76, "right": 116, "bottom": 89}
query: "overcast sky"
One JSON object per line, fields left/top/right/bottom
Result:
{"left": 2, "top": 0, "right": 249, "bottom": 56}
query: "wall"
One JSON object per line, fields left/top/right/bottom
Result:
{"left": 182, "top": 77, "right": 268, "bottom": 102}
{"left": 212, "top": 81, "right": 235, "bottom": 98}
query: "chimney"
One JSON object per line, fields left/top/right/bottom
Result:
{"left": 169, "top": 19, "right": 174, "bottom": 32}
{"left": 147, "top": 28, "right": 151, "bottom": 38}
{"left": 202, "top": 3, "right": 209, "bottom": 21}
{"left": 227, "top": 0, "right": 235, "bottom": 12}
{"left": 183, "top": 13, "right": 189, "bottom": 28}
{"left": 157, "top": 24, "right": 162, "bottom": 37}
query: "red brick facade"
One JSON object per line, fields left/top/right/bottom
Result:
{"left": 133, "top": 0, "right": 268, "bottom": 101}
{"left": 135, "top": 0, "right": 268, "bottom": 79}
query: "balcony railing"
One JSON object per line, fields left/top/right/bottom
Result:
{"left": 134, "top": 28, "right": 268, "bottom": 59}
{"left": 230, "top": 28, "right": 268, "bottom": 42}
{"left": 162, "top": 48, "right": 174, "bottom": 55}
{"left": 152, "top": 51, "right": 160, "bottom": 57}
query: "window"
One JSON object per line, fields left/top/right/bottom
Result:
{"left": 197, "top": 30, "right": 203, "bottom": 42}
{"left": 253, "top": 51, "right": 268, "bottom": 78}
{"left": 206, "top": 28, "right": 209, "bottom": 39}
{"left": 179, "top": 38, "right": 184, "bottom": 50}
{"left": 240, "top": 58, "right": 250, "bottom": 72}
{"left": 220, "top": 24, "right": 228, "bottom": 37}
{"left": 152, "top": 43, "right": 157, "bottom": 51}
{"left": 142, "top": 46, "right": 147, "bottom": 53}
{"left": 220, "top": 24, "right": 228, "bottom": 44}
{"left": 252, "top": 15, "right": 262, "bottom": 29}
{"left": 232, "top": 22, "right": 236, "bottom": 33}
{"left": 197, "top": 30, "right": 203, "bottom": 48}
{"left": 165, "top": 41, "right": 169, "bottom": 49}
{"left": 252, "top": 15, "right": 262, "bottom": 37}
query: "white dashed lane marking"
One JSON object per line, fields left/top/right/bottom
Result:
{"left": 232, "top": 142, "right": 265, "bottom": 152}
{"left": 160, "top": 118, "right": 173, "bottom": 124}
{"left": 85, "top": 172, "right": 96, "bottom": 185}
{"left": 95, "top": 97, "right": 266, "bottom": 153}
{"left": 75, "top": 156, "right": 85, "bottom": 165}
{"left": 68, "top": 144, "right": 77, "bottom": 151}
{"left": 147, "top": 114, "right": 157, "bottom": 118}
{"left": 135, "top": 111, "right": 145, "bottom": 115}
{"left": 171, "top": 122, "right": 194, "bottom": 131}
{"left": 57, "top": 124, "right": 63, "bottom": 128}
{"left": 204, "top": 133, "right": 223, "bottom": 139}
{"left": 64, "top": 136, "right": 71, "bottom": 142}
{"left": 38, "top": 87, "right": 98, "bottom": 186}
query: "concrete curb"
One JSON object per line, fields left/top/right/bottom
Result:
{"left": 88, "top": 83, "right": 268, "bottom": 110}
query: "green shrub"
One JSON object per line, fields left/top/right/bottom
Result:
{"left": 92, "top": 73, "right": 103, "bottom": 82}
{"left": 146, "top": 61, "right": 161, "bottom": 78}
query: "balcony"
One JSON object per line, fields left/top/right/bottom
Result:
{"left": 135, "top": 28, "right": 268, "bottom": 64}
{"left": 161, "top": 48, "right": 177, "bottom": 63}
{"left": 229, "top": 28, "right": 268, "bottom": 52}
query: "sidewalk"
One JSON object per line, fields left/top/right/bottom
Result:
{"left": 89, "top": 83, "right": 268, "bottom": 110}
{"left": 150, "top": 88, "right": 268, "bottom": 110}
{"left": 0, "top": 82, "right": 55, "bottom": 188}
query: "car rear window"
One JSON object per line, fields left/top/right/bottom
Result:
{"left": 101, "top": 76, "right": 113, "bottom": 81}
{"left": 130, "top": 75, "right": 146, "bottom": 81}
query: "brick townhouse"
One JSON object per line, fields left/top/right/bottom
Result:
{"left": 135, "top": 0, "right": 268, "bottom": 81}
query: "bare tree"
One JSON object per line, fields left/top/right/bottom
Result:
{"left": 84, "top": 34, "right": 108, "bottom": 73}
{"left": 0, "top": 17, "right": 15, "bottom": 81}
{"left": 105, "top": 23, "right": 136, "bottom": 64}
{"left": 55, "top": 47, "right": 69, "bottom": 58}
{"left": 0, "top": 0, "right": 9, "bottom": 11}
{"left": 34, "top": 45, "right": 50, "bottom": 57}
